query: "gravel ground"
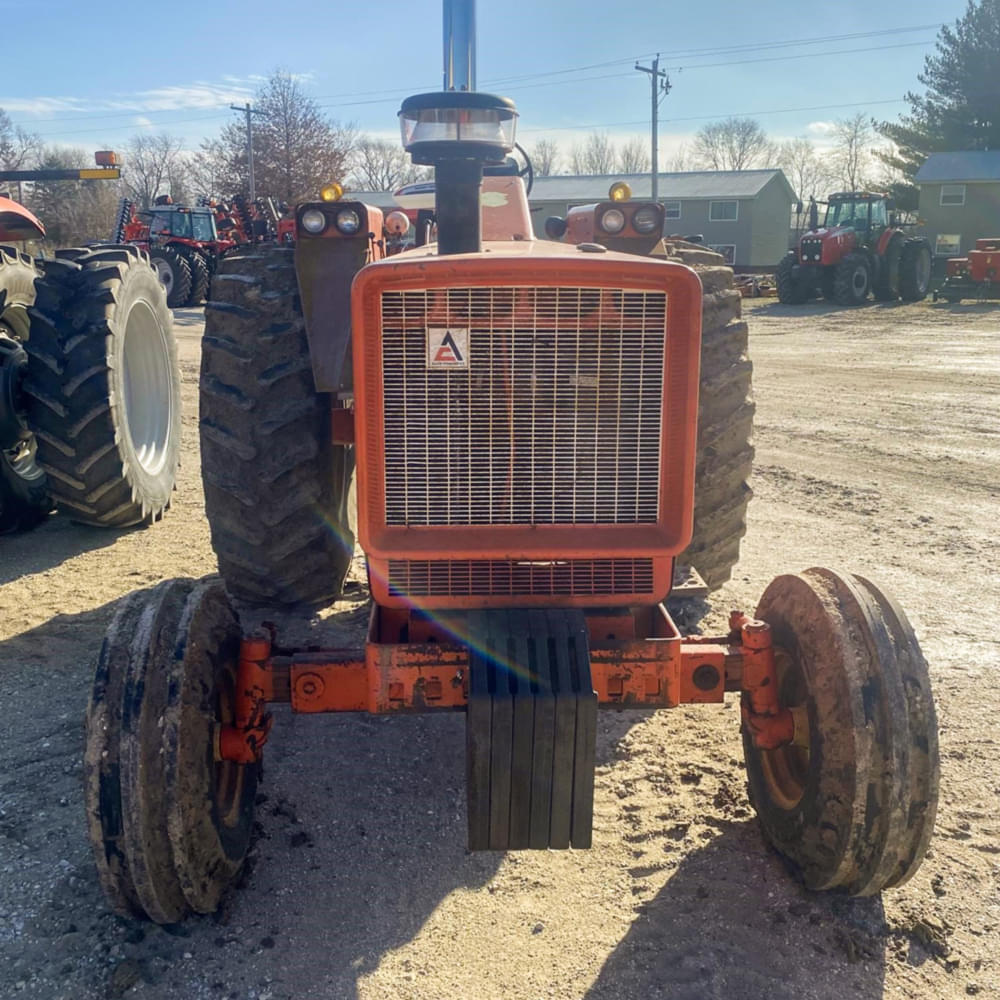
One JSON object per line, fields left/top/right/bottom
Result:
{"left": 0, "top": 296, "right": 997, "bottom": 1000}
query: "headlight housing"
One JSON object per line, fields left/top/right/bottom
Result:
{"left": 632, "top": 205, "right": 661, "bottom": 235}
{"left": 301, "top": 209, "right": 327, "bottom": 234}
{"left": 336, "top": 209, "right": 361, "bottom": 235}
{"left": 600, "top": 208, "right": 625, "bottom": 234}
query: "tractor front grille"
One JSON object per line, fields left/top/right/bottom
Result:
{"left": 387, "top": 558, "right": 655, "bottom": 598}
{"left": 381, "top": 286, "right": 667, "bottom": 527}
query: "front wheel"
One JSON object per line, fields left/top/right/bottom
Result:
{"left": 743, "top": 568, "right": 939, "bottom": 896}
{"left": 833, "top": 253, "right": 870, "bottom": 306}
{"left": 775, "top": 252, "right": 808, "bottom": 305}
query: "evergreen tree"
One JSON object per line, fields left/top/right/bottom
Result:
{"left": 878, "top": 0, "right": 1000, "bottom": 184}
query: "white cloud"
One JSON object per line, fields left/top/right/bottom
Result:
{"left": 0, "top": 78, "right": 258, "bottom": 116}
{"left": 807, "top": 120, "right": 836, "bottom": 136}
{"left": 134, "top": 116, "right": 153, "bottom": 128}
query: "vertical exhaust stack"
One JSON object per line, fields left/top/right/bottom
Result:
{"left": 398, "top": 0, "right": 517, "bottom": 255}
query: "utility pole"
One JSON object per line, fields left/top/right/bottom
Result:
{"left": 634, "top": 55, "right": 670, "bottom": 203}
{"left": 230, "top": 102, "right": 264, "bottom": 201}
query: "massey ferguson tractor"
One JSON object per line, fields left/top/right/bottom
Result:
{"left": 934, "top": 237, "right": 1000, "bottom": 302}
{"left": 777, "top": 191, "right": 933, "bottom": 306}
{"left": 85, "top": 0, "right": 939, "bottom": 926}
{"left": 543, "top": 184, "right": 752, "bottom": 593}
{"left": 0, "top": 160, "right": 181, "bottom": 533}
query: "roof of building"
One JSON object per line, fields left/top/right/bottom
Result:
{"left": 349, "top": 168, "right": 796, "bottom": 208}
{"left": 916, "top": 151, "right": 1000, "bottom": 183}
{"left": 528, "top": 169, "right": 795, "bottom": 202}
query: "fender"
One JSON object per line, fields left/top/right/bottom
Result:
{"left": 0, "top": 196, "right": 45, "bottom": 242}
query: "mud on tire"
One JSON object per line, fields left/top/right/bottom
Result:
{"left": 201, "top": 245, "right": 355, "bottom": 606}
{"left": 23, "top": 245, "right": 181, "bottom": 526}
{"left": 678, "top": 266, "right": 754, "bottom": 589}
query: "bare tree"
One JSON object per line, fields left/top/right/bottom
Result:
{"left": 122, "top": 133, "right": 187, "bottom": 208}
{"left": 617, "top": 136, "right": 650, "bottom": 174}
{"left": 832, "top": 113, "right": 875, "bottom": 191}
{"left": 664, "top": 143, "right": 694, "bottom": 172}
{"left": 529, "top": 137, "right": 561, "bottom": 177}
{"left": 0, "top": 108, "right": 41, "bottom": 173}
{"left": 25, "top": 146, "right": 123, "bottom": 246}
{"left": 776, "top": 137, "right": 832, "bottom": 201}
{"left": 348, "top": 137, "right": 427, "bottom": 191}
{"left": 692, "top": 117, "right": 775, "bottom": 171}
{"left": 570, "top": 132, "right": 616, "bottom": 174}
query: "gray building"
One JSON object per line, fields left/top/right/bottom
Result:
{"left": 915, "top": 151, "right": 1000, "bottom": 258}
{"left": 526, "top": 169, "right": 797, "bottom": 269}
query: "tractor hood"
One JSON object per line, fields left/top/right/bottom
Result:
{"left": 0, "top": 196, "right": 45, "bottom": 241}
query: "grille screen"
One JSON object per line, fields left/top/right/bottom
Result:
{"left": 387, "top": 558, "right": 655, "bottom": 598}
{"left": 381, "top": 286, "right": 666, "bottom": 526}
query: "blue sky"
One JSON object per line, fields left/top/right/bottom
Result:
{"left": 1, "top": 0, "right": 968, "bottom": 162}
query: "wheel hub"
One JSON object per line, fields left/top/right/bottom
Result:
{"left": 0, "top": 335, "right": 30, "bottom": 451}
{"left": 151, "top": 257, "right": 174, "bottom": 296}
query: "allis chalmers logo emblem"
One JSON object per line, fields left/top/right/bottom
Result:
{"left": 427, "top": 327, "right": 469, "bottom": 369}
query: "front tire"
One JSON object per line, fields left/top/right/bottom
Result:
{"left": 833, "top": 252, "right": 871, "bottom": 306}
{"left": 775, "top": 252, "right": 807, "bottom": 305}
{"left": 149, "top": 246, "right": 192, "bottom": 308}
{"left": 200, "top": 246, "right": 354, "bottom": 606}
{"left": 743, "top": 568, "right": 939, "bottom": 895}
{"left": 182, "top": 249, "right": 210, "bottom": 306}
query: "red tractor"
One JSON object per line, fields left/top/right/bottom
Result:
{"left": 114, "top": 196, "right": 240, "bottom": 308}
{"left": 85, "top": 0, "right": 939, "bottom": 925}
{"left": 777, "top": 191, "right": 933, "bottom": 306}
{"left": 934, "top": 238, "right": 1000, "bottom": 302}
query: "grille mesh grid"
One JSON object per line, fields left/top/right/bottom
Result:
{"left": 381, "top": 286, "right": 666, "bottom": 527}
{"left": 387, "top": 558, "right": 655, "bottom": 598}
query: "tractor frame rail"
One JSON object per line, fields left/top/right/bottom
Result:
{"left": 217, "top": 604, "right": 790, "bottom": 764}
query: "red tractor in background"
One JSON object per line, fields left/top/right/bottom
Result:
{"left": 934, "top": 237, "right": 1000, "bottom": 302}
{"left": 777, "top": 191, "right": 932, "bottom": 306}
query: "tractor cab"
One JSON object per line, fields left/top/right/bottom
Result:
{"left": 143, "top": 206, "right": 218, "bottom": 244}
{"left": 822, "top": 192, "right": 890, "bottom": 239}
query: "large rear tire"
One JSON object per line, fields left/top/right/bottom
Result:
{"left": 23, "top": 245, "right": 181, "bottom": 526}
{"left": 743, "top": 568, "right": 939, "bottom": 895}
{"left": 677, "top": 266, "right": 753, "bottom": 589}
{"left": 0, "top": 249, "right": 52, "bottom": 531}
{"left": 182, "top": 248, "right": 210, "bottom": 306}
{"left": 200, "top": 246, "right": 354, "bottom": 606}
{"left": 900, "top": 240, "right": 932, "bottom": 302}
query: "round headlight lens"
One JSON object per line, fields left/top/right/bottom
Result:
{"left": 301, "top": 209, "right": 326, "bottom": 234}
{"left": 632, "top": 205, "right": 661, "bottom": 234}
{"left": 600, "top": 208, "right": 625, "bottom": 234}
{"left": 336, "top": 209, "right": 361, "bottom": 235}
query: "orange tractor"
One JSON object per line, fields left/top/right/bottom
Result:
{"left": 0, "top": 155, "right": 180, "bottom": 533}
{"left": 85, "top": 0, "right": 939, "bottom": 924}
{"left": 777, "top": 191, "right": 933, "bottom": 306}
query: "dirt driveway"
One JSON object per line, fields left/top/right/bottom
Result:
{"left": 0, "top": 297, "right": 997, "bottom": 1000}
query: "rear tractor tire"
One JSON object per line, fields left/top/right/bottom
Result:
{"left": 23, "top": 245, "right": 181, "bottom": 527}
{"left": 201, "top": 246, "right": 355, "bottom": 606}
{"left": 743, "top": 567, "right": 939, "bottom": 895}
{"left": 85, "top": 577, "right": 257, "bottom": 923}
{"left": 833, "top": 252, "right": 871, "bottom": 306}
{"left": 182, "top": 249, "right": 211, "bottom": 306}
{"left": 676, "top": 263, "right": 753, "bottom": 589}
{"left": 873, "top": 235, "right": 903, "bottom": 302}
{"left": 0, "top": 248, "right": 51, "bottom": 532}
{"left": 775, "top": 251, "right": 808, "bottom": 305}
{"left": 900, "top": 240, "right": 932, "bottom": 302}
{"left": 149, "top": 246, "right": 193, "bottom": 309}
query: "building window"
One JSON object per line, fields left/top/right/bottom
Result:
{"left": 935, "top": 234, "right": 961, "bottom": 256}
{"left": 939, "top": 185, "right": 966, "bottom": 207}
{"left": 663, "top": 201, "right": 681, "bottom": 220}
{"left": 707, "top": 244, "right": 736, "bottom": 264}
{"left": 709, "top": 200, "right": 739, "bottom": 222}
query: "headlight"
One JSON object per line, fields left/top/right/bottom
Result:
{"left": 600, "top": 208, "right": 625, "bottom": 234}
{"left": 336, "top": 209, "right": 361, "bottom": 235}
{"left": 301, "top": 209, "right": 326, "bottom": 234}
{"left": 632, "top": 205, "right": 661, "bottom": 234}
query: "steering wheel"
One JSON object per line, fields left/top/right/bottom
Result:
{"left": 513, "top": 142, "right": 534, "bottom": 197}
